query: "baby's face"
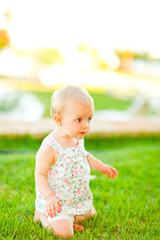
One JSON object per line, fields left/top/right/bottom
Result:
{"left": 61, "top": 100, "right": 94, "bottom": 139}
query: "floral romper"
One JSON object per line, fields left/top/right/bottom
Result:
{"left": 35, "top": 135, "right": 93, "bottom": 217}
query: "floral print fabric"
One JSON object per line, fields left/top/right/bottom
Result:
{"left": 35, "top": 136, "right": 93, "bottom": 216}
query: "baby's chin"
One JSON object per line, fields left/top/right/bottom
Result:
{"left": 76, "top": 133, "right": 87, "bottom": 139}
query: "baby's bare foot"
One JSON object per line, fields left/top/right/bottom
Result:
{"left": 33, "top": 210, "right": 40, "bottom": 222}
{"left": 73, "top": 224, "right": 84, "bottom": 231}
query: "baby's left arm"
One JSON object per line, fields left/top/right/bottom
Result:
{"left": 87, "top": 152, "right": 118, "bottom": 179}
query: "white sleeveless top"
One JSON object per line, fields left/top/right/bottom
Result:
{"left": 35, "top": 135, "right": 93, "bottom": 216}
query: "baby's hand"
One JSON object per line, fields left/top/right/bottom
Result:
{"left": 45, "top": 195, "right": 62, "bottom": 218}
{"left": 100, "top": 164, "right": 118, "bottom": 179}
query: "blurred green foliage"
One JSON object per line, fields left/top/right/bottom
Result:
{"left": 0, "top": 96, "right": 19, "bottom": 111}
{"left": 115, "top": 49, "right": 150, "bottom": 61}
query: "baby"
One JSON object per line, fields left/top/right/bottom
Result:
{"left": 34, "top": 85, "right": 118, "bottom": 238}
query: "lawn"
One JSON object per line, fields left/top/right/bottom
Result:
{"left": 0, "top": 135, "right": 160, "bottom": 239}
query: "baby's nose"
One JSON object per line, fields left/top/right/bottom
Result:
{"left": 83, "top": 120, "right": 89, "bottom": 128}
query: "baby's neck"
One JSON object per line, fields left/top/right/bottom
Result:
{"left": 51, "top": 128, "right": 78, "bottom": 148}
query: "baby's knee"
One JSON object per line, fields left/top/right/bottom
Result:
{"left": 50, "top": 218, "right": 74, "bottom": 238}
{"left": 61, "top": 232, "right": 73, "bottom": 238}
{"left": 54, "top": 230, "right": 73, "bottom": 238}
{"left": 53, "top": 224, "right": 73, "bottom": 238}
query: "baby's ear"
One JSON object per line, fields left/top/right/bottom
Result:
{"left": 53, "top": 114, "right": 62, "bottom": 126}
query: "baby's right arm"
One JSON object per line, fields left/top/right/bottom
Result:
{"left": 35, "top": 144, "right": 61, "bottom": 217}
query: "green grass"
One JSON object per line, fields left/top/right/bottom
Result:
{"left": 31, "top": 91, "right": 131, "bottom": 118}
{"left": 0, "top": 135, "right": 160, "bottom": 239}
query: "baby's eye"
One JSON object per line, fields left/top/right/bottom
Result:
{"left": 76, "top": 118, "right": 81, "bottom": 122}
{"left": 87, "top": 117, "right": 92, "bottom": 122}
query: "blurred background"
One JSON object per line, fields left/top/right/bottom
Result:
{"left": 0, "top": 0, "right": 160, "bottom": 127}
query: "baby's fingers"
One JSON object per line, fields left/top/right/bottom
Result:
{"left": 58, "top": 201, "right": 62, "bottom": 213}
{"left": 51, "top": 204, "right": 57, "bottom": 217}
{"left": 47, "top": 207, "right": 53, "bottom": 218}
{"left": 111, "top": 169, "right": 118, "bottom": 179}
{"left": 55, "top": 203, "right": 61, "bottom": 214}
{"left": 112, "top": 168, "right": 118, "bottom": 177}
{"left": 58, "top": 200, "right": 62, "bottom": 209}
{"left": 107, "top": 170, "right": 112, "bottom": 178}
{"left": 111, "top": 173, "right": 116, "bottom": 179}
{"left": 47, "top": 205, "right": 56, "bottom": 218}
{"left": 105, "top": 167, "right": 112, "bottom": 177}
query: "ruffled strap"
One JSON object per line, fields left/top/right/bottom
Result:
{"left": 79, "top": 138, "right": 88, "bottom": 157}
{"left": 42, "top": 136, "right": 61, "bottom": 153}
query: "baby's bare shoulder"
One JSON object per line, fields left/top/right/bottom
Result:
{"left": 36, "top": 143, "right": 57, "bottom": 165}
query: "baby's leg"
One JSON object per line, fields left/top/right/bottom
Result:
{"left": 74, "top": 205, "right": 97, "bottom": 223}
{"left": 33, "top": 210, "right": 40, "bottom": 222}
{"left": 40, "top": 213, "right": 73, "bottom": 238}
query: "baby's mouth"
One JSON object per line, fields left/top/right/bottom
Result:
{"left": 80, "top": 132, "right": 86, "bottom": 135}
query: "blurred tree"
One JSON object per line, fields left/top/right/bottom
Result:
{"left": 0, "top": 30, "right": 9, "bottom": 50}
{"left": 0, "top": 11, "right": 11, "bottom": 50}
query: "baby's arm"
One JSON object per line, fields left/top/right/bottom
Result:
{"left": 87, "top": 152, "right": 118, "bottom": 179}
{"left": 35, "top": 144, "right": 62, "bottom": 217}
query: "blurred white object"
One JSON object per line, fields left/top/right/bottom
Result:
{"left": 94, "top": 96, "right": 160, "bottom": 121}
{"left": 0, "top": 48, "right": 33, "bottom": 78}
{"left": 90, "top": 175, "right": 96, "bottom": 180}
{"left": 0, "top": 90, "right": 44, "bottom": 121}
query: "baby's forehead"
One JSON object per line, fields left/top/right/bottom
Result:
{"left": 63, "top": 100, "right": 94, "bottom": 114}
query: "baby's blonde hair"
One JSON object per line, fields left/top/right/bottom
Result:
{"left": 50, "top": 85, "right": 94, "bottom": 117}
